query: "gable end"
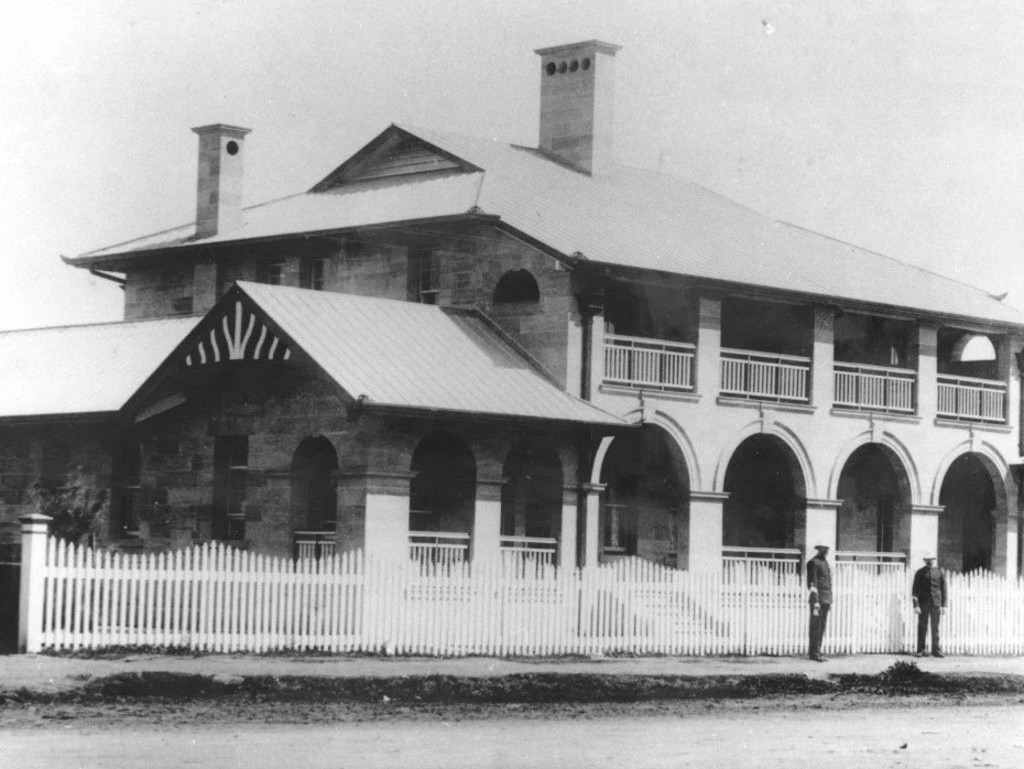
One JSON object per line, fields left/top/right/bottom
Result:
{"left": 312, "top": 126, "right": 481, "bottom": 192}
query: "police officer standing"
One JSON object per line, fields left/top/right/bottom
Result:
{"left": 806, "top": 544, "right": 832, "bottom": 662}
{"left": 912, "top": 553, "right": 948, "bottom": 657}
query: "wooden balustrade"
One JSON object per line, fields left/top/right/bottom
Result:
{"left": 603, "top": 334, "right": 695, "bottom": 391}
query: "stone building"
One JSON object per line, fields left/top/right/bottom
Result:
{"left": 2, "top": 40, "right": 1022, "bottom": 576}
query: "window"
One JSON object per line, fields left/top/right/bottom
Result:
{"left": 493, "top": 269, "right": 540, "bottom": 304}
{"left": 255, "top": 260, "right": 284, "bottom": 286}
{"left": 408, "top": 246, "right": 440, "bottom": 304}
{"left": 115, "top": 440, "right": 142, "bottom": 538}
{"left": 213, "top": 436, "right": 248, "bottom": 541}
{"left": 299, "top": 257, "right": 327, "bottom": 291}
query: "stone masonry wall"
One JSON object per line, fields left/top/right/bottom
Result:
{"left": 0, "top": 422, "right": 116, "bottom": 545}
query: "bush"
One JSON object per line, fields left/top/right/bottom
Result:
{"left": 880, "top": 660, "right": 924, "bottom": 687}
{"left": 31, "top": 469, "right": 108, "bottom": 544}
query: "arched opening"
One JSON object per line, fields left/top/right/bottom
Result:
{"left": 290, "top": 436, "right": 339, "bottom": 532}
{"left": 502, "top": 443, "right": 562, "bottom": 539}
{"left": 939, "top": 453, "right": 997, "bottom": 572}
{"left": 493, "top": 269, "right": 540, "bottom": 304}
{"left": 836, "top": 444, "right": 912, "bottom": 553}
{"left": 409, "top": 432, "right": 476, "bottom": 535}
{"left": 939, "top": 329, "right": 1000, "bottom": 381}
{"left": 501, "top": 442, "right": 562, "bottom": 566}
{"left": 599, "top": 425, "right": 689, "bottom": 566}
{"left": 723, "top": 435, "right": 805, "bottom": 549}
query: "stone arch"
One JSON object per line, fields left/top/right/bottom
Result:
{"left": 290, "top": 435, "right": 340, "bottom": 532}
{"left": 929, "top": 440, "right": 1009, "bottom": 508}
{"left": 827, "top": 430, "right": 921, "bottom": 506}
{"left": 594, "top": 420, "right": 691, "bottom": 565}
{"left": 932, "top": 441, "right": 1010, "bottom": 573}
{"left": 501, "top": 439, "right": 563, "bottom": 540}
{"left": 832, "top": 440, "right": 915, "bottom": 553}
{"left": 493, "top": 269, "right": 540, "bottom": 304}
{"left": 721, "top": 431, "right": 809, "bottom": 550}
{"left": 408, "top": 431, "right": 477, "bottom": 534}
{"left": 588, "top": 410, "right": 701, "bottom": 491}
{"left": 713, "top": 419, "right": 817, "bottom": 499}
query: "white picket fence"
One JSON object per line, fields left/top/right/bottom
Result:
{"left": 27, "top": 537, "right": 1024, "bottom": 656}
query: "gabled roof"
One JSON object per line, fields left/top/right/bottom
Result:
{"left": 67, "top": 125, "right": 1024, "bottom": 328}
{"left": 136, "top": 282, "right": 623, "bottom": 426}
{"left": 0, "top": 317, "right": 199, "bottom": 420}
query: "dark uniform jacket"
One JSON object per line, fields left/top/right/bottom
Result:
{"left": 806, "top": 555, "right": 832, "bottom": 605}
{"left": 912, "top": 565, "right": 948, "bottom": 608}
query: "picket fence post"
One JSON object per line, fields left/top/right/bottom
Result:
{"left": 18, "top": 514, "right": 51, "bottom": 653}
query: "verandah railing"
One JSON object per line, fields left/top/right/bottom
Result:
{"left": 937, "top": 374, "right": 1007, "bottom": 423}
{"left": 603, "top": 334, "right": 695, "bottom": 391}
{"left": 834, "top": 363, "right": 916, "bottom": 414}
{"left": 720, "top": 348, "right": 810, "bottom": 402}
{"left": 25, "top": 537, "right": 1024, "bottom": 656}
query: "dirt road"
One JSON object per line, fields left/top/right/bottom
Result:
{"left": 2, "top": 703, "right": 1023, "bottom": 769}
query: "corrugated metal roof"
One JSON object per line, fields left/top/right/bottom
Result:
{"left": 79, "top": 172, "right": 482, "bottom": 258}
{"left": 235, "top": 282, "right": 623, "bottom": 425}
{"left": 70, "top": 125, "right": 1024, "bottom": 327}
{"left": 0, "top": 317, "right": 198, "bottom": 419}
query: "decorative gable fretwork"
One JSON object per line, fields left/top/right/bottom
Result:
{"left": 185, "top": 301, "right": 292, "bottom": 367}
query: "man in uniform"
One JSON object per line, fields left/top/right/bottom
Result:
{"left": 806, "top": 543, "right": 832, "bottom": 662}
{"left": 912, "top": 552, "right": 947, "bottom": 657}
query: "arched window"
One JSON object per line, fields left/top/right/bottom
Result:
{"left": 493, "top": 269, "right": 540, "bottom": 304}
{"left": 290, "top": 436, "right": 339, "bottom": 532}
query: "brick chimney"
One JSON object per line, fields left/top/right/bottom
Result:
{"left": 535, "top": 40, "right": 621, "bottom": 176}
{"left": 192, "top": 124, "right": 251, "bottom": 239}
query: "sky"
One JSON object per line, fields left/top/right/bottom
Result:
{"left": 3, "top": 1, "right": 1024, "bottom": 331}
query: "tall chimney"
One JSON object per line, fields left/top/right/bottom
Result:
{"left": 535, "top": 40, "right": 621, "bottom": 176}
{"left": 192, "top": 123, "right": 251, "bottom": 239}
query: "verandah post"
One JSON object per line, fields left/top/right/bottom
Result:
{"left": 18, "top": 513, "right": 51, "bottom": 653}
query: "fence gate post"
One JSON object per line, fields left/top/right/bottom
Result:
{"left": 18, "top": 514, "right": 51, "bottom": 653}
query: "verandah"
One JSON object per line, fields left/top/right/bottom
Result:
{"left": 20, "top": 536, "right": 1024, "bottom": 657}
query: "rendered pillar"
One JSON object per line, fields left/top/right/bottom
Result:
{"left": 364, "top": 492, "right": 410, "bottom": 561}
{"left": 559, "top": 486, "right": 579, "bottom": 568}
{"left": 580, "top": 482, "right": 604, "bottom": 567}
{"left": 18, "top": 514, "right": 51, "bottom": 654}
{"left": 471, "top": 477, "right": 503, "bottom": 565}
{"left": 812, "top": 307, "right": 836, "bottom": 409}
{"left": 695, "top": 295, "right": 722, "bottom": 397}
{"left": 688, "top": 491, "right": 728, "bottom": 573}
{"left": 909, "top": 505, "right": 942, "bottom": 569}
{"left": 916, "top": 324, "right": 939, "bottom": 419}
{"left": 803, "top": 499, "right": 840, "bottom": 566}
{"left": 588, "top": 310, "right": 607, "bottom": 399}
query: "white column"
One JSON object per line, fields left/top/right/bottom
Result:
{"left": 695, "top": 295, "right": 722, "bottom": 397}
{"left": 589, "top": 311, "right": 606, "bottom": 397}
{"left": 580, "top": 482, "right": 604, "bottom": 567}
{"left": 803, "top": 499, "right": 840, "bottom": 566}
{"left": 812, "top": 307, "right": 835, "bottom": 409}
{"left": 688, "top": 491, "right": 727, "bottom": 572}
{"left": 364, "top": 492, "right": 410, "bottom": 561}
{"left": 909, "top": 504, "right": 942, "bottom": 569}
{"left": 916, "top": 323, "right": 939, "bottom": 419}
{"left": 559, "top": 487, "right": 579, "bottom": 568}
{"left": 471, "top": 477, "right": 503, "bottom": 565}
{"left": 19, "top": 513, "right": 51, "bottom": 653}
